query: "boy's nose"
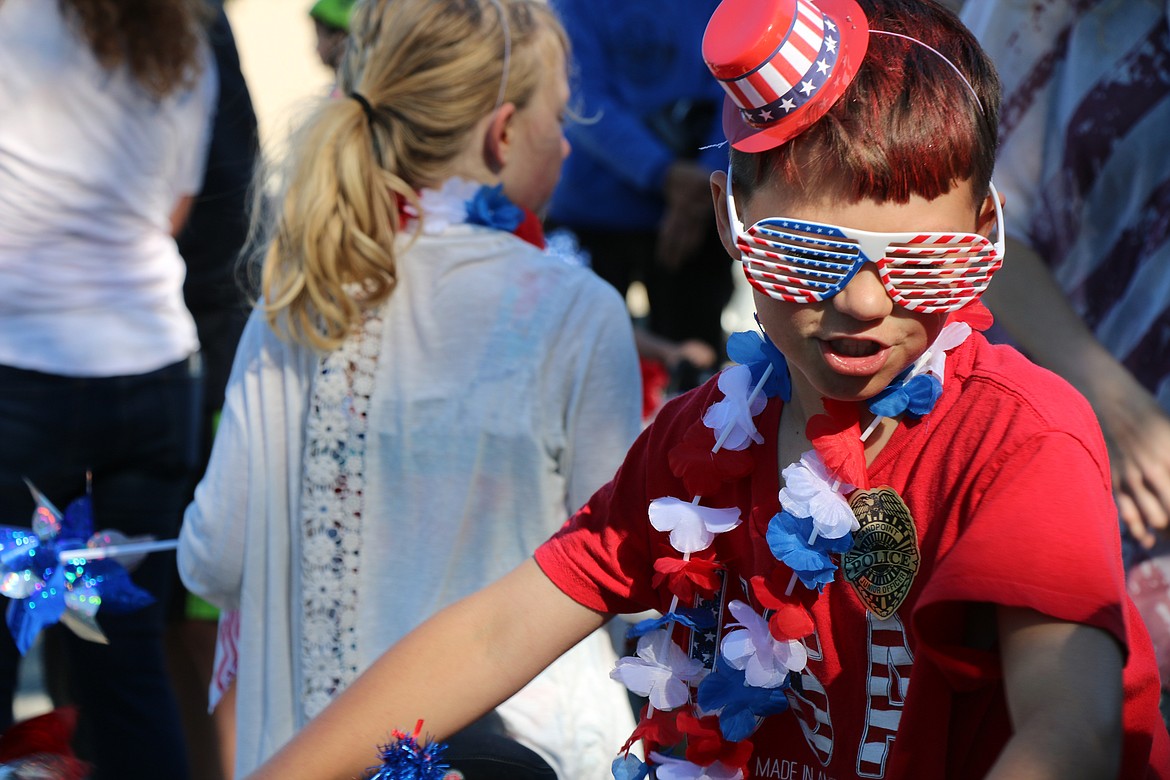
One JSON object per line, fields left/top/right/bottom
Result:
{"left": 832, "top": 264, "right": 894, "bottom": 321}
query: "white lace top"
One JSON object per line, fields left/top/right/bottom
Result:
{"left": 178, "top": 224, "right": 642, "bottom": 778}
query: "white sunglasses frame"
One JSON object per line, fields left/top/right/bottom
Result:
{"left": 725, "top": 170, "right": 1006, "bottom": 313}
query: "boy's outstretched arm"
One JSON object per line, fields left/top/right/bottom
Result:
{"left": 244, "top": 559, "right": 610, "bottom": 780}
{"left": 987, "top": 605, "right": 1124, "bottom": 779}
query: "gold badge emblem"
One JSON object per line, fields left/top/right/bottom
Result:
{"left": 843, "top": 487, "right": 920, "bottom": 619}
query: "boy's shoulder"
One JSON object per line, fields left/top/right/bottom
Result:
{"left": 924, "top": 334, "right": 1111, "bottom": 484}
{"left": 948, "top": 332, "right": 1100, "bottom": 436}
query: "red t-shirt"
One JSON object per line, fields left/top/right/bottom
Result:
{"left": 535, "top": 334, "right": 1170, "bottom": 779}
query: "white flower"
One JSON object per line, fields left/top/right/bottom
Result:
{"left": 339, "top": 528, "right": 363, "bottom": 555}
{"left": 649, "top": 753, "right": 744, "bottom": 780}
{"left": 302, "top": 531, "right": 339, "bottom": 569}
{"left": 720, "top": 600, "right": 807, "bottom": 688}
{"left": 307, "top": 407, "right": 348, "bottom": 443}
{"left": 913, "top": 321, "right": 971, "bottom": 381}
{"left": 778, "top": 450, "right": 857, "bottom": 540}
{"left": 417, "top": 177, "right": 481, "bottom": 234}
{"left": 315, "top": 370, "right": 348, "bottom": 406}
{"left": 702, "top": 365, "right": 767, "bottom": 451}
{"left": 304, "top": 453, "right": 341, "bottom": 487}
{"left": 352, "top": 373, "right": 375, "bottom": 398}
{"left": 648, "top": 497, "right": 741, "bottom": 554}
{"left": 610, "top": 629, "right": 706, "bottom": 711}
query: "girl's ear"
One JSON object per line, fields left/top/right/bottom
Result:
{"left": 710, "top": 169, "right": 741, "bottom": 261}
{"left": 483, "top": 103, "right": 518, "bottom": 174}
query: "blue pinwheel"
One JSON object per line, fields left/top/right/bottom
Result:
{"left": 0, "top": 481, "right": 155, "bottom": 654}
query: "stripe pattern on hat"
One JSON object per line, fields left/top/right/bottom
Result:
{"left": 717, "top": 0, "right": 840, "bottom": 128}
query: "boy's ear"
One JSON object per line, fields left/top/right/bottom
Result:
{"left": 710, "top": 170, "right": 741, "bottom": 261}
{"left": 483, "top": 103, "right": 518, "bottom": 174}
{"left": 976, "top": 187, "right": 1006, "bottom": 238}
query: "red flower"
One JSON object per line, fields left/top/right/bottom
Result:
{"left": 652, "top": 555, "right": 724, "bottom": 603}
{"left": 677, "top": 710, "right": 753, "bottom": 770}
{"left": 947, "top": 299, "right": 994, "bottom": 331}
{"left": 805, "top": 399, "right": 868, "bottom": 489}
{"left": 622, "top": 706, "right": 683, "bottom": 755}
{"left": 668, "top": 425, "right": 754, "bottom": 497}
{"left": 751, "top": 575, "right": 816, "bottom": 641}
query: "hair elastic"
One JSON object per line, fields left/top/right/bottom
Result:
{"left": 349, "top": 91, "right": 377, "bottom": 125}
{"left": 348, "top": 91, "right": 386, "bottom": 166}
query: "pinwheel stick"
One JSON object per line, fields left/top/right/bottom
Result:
{"left": 56, "top": 538, "right": 178, "bottom": 563}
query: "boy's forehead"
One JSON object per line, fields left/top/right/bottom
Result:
{"left": 743, "top": 174, "right": 982, "bottom": 216}
{"left": 740, "top": 175, "right": 983, "bottom": 232}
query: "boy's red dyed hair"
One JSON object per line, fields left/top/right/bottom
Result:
{"left": 731, "top": 0, "right": 1000, "bottom": 209}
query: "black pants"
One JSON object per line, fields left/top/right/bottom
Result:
{"left": 0, "top": 359, "right": 202, "bottom": 779}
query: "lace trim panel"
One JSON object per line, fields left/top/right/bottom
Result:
{"left": 300, "top": 312, "right": 381, "bottom": 719}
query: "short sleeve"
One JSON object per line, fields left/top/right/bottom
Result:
{"left": 912, "top": 429, "right": 1128, "bottom": 685}
{"left": 535, "top": 384, "right": 722, "bottom": 616}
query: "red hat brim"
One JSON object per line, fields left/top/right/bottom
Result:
{"left": 720, "top": 0, "right": 870, "bottom": 153}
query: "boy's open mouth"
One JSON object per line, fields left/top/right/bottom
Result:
{"left": 826, "top": 338, "right": 882, "bottom": 357}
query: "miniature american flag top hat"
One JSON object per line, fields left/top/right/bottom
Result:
{"left": 703, "top": 0, "right": 869, "bottom": 152}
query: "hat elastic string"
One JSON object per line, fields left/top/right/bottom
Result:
{"left": 869, "top": 30, "right": 983, "bottom": 114}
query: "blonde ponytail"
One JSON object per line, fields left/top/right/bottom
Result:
{"left": 261, "top": 0, "right": 566, "bottom": 350}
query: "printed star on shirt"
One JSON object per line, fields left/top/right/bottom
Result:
{"left": 800, "top": 80, "right": 816, "bottom": 95}
{"left": 825, "top": 35, "right": 838, "bottom": 53}
{"left": 816, "top": 59, "right": 831, "bottom": 74}
{"left": 780, "top": 98, "right": 796, "bottom": 112}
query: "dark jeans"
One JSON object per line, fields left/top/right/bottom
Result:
{"left": 0, "top": 358, "right": 202, "bottom": 779}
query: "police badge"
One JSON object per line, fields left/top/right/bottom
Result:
{"left": 843, "top": 487, "right": 920, "bottom": 619}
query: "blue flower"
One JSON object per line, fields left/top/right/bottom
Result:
{"left": 765, "top": 511, "right": 842, "bottom": 592}
{"left": 868, "top": 371, "right": 942, "bottom": 419}
{"left": 465, "top": 184, "right": 525, "bottom": 232}
{"left": 612, "top": 754, "right": 650, "bottom": 780}
{"left": 627, "top": 607, "right": 715, "bottom": 640}
{"left": 696, "top": 657, "right": 790, "bottom": 741}
{"left": 726, "top": 330, "right": 791, "bottom": 401}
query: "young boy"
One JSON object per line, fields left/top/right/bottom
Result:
{"left": 248, "top": 0, "right": 1170, "bottom": 777}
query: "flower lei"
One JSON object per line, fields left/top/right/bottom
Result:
{"left": 401, "top": 177, "right": 526, "bottom": 236}
{"left": 609, "top": 320, "right": 975, "bottom": 779}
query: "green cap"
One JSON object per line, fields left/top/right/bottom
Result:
{"left": 309, "top": 0, "right": 356, "bottom": 32}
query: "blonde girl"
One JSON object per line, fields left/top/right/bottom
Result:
{"left": 179, "top": 0, "right": 641, "bottom": 776}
